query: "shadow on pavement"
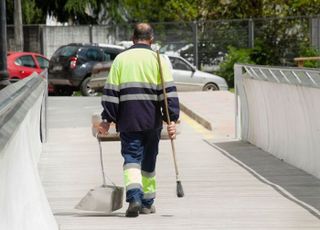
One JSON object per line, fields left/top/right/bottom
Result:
{"left": 54, "top": 211, "right": 125, "bottom": 218}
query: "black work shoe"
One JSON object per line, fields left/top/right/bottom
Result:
{"left": 140, "top": 205, "right": 156, "bottom": 214}
{"left": 125, "top": 201, "right": 141, "bottom": 217}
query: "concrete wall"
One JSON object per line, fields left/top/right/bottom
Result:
{"left": 42, "top": 25, "right": 118, "bottom": 58}
{"left": 0, "top": 77, "right": 58, "bottom": 230}
{"left": 7, "top": 25, "right": 42, "bottom": 53}
{"left": 6, "top": 25, "right": 129, "bottom": 57}
{"left": 236, "top": 64, "right": 320, "bottom": 179}
{"left": 43, "top": 26, "right": 90, "bottom": 58}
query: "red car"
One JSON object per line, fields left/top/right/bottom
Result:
{"left": 7, "top": 51, "right": 49, "bottom": 82}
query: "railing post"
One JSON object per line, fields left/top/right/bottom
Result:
{"left": 234, "top": 64, "right": 242, "bottom": 139}
{"left": 41, "top": 70, "right": 48, "bottom": 143}
{"left": 248, "top": 18, "right": 254, "bottom": 48}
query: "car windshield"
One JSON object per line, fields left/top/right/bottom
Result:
{"left": 53, "top": 46, "right": 79, "bottom": 58}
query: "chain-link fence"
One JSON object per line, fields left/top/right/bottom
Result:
{"left": 6, "top": 16, "right": 320, "bottom": 71}
{"left": 151, "top": 17, "right": 316, "bottom": 70}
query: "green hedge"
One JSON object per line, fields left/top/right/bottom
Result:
{"left": 216, "top": 45, "right": 320, "bottom": 88}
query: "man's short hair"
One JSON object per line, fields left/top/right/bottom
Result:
{"left": 133, "top": 23, "right": 154, "bottom": 41}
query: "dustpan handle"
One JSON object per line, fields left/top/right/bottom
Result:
{"left": 97, "top": 134, "right": 117, "bottom": 187}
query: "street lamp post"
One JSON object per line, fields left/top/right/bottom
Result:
{"left": 0, "top": 0, "right": 10, "bottom": 89}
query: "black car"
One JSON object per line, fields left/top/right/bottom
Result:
{"left": 48, "top": 43, "right": 124, "bottom": 96}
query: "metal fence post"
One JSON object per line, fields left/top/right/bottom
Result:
{"left": 115, "top": 25, "right": 119, "bottom": 43}
{"left": 310, "top": 16, "right": 320, "bottom": 50}
{"left": 248, "top": 18, "right": 254, "bottom": 48}
{"left": 317, "top": 15, "right": 320, "bottom": 50}
{"left": 89, "top": 25, "right": 93, "bottom": 43}
{"left": 192, "top": 21, "right": 199, "bottom": 68}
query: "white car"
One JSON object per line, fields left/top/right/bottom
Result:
{"left": 164, "top": 54, "right": 228, "bottom": 91}
{"left": 89, "top": 52, "right": 228, "bottom": 93}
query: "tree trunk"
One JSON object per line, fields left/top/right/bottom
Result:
{"left": 14, "top": 0, "right": 23, "bottom": 51}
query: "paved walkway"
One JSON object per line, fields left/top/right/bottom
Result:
{"left": 178, "top": 91, "right": 235, "bottom": 139}
{"left": 39, "top": 96, "right": 320, "bottom": 229}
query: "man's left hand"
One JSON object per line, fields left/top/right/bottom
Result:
{"left": 167, "top": 121, "right": 176, "bottom": 139}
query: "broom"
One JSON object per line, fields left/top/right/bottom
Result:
{"left": 156, "top": 50, "right": 184, "bottom": 198}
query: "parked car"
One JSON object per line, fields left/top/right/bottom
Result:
{"left": 7, "top": 51, "right": 49, "bottom": 82}
{"left": 89, "top": 53, "right": 228, "bottom": 93}
{"left": 48, "top": 43, "right": 124, "bottom": 96}
{"left": 164, "top": 54, "right": 228, "bottom": 91}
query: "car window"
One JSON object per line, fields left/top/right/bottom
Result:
{"left": 169, "top": 57, "right": 192, "bottom": 71}
{"left": 53, "top": 46, "right": 78, "bottom": 58}
{"left": 103, "top": 48, "right": 122, "bottom": 61}
{"left": 103, "top": 51, "right": 111, "bottom": 62}
{"left": 36, "top": 56, "right": 49, "bottom": 69}
{"left": 15, "top": 55, "right": 36, "bottom": 68}
{"left": 85, "top": 48, "right": 103, "bottom": 61}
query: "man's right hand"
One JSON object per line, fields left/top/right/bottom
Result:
{"left": 98, "top": 121, "right": 111, "bottom": 136}
{"left": 167, "top": 121, "right": 176, "bottom": 139}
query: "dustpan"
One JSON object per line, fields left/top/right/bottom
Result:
{"left": 75, "top": 136, "right": 124, "bottom": 213}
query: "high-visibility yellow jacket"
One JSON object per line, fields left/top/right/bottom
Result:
{"left": 101, "top": 43, "right": 180, "bottom": 132}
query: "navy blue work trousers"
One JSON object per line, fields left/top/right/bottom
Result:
{"left": 120, "top": 128, "right": 161, "bottom": 207}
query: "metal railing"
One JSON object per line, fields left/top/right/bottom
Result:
{"left": 239, "top": 64, "right": 320, "bottom": 89}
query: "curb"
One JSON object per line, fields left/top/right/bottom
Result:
{"left": 179, "top": 102, "right": 212, "bottom": 131}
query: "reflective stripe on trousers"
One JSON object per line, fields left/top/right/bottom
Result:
{"left": 142, "top": 170, "right": 156, "bottom": 200}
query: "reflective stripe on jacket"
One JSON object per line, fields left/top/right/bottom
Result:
{"left": 101, "top": 43, "right": 180, "bottom": 132}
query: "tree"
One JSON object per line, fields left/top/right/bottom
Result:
{"left": 34, "top": 0, "right": 126, "bottom": 25}
{"left": 6, "top": 0, "right": 125, "bottom": 25}
{"left": 6, "top": 0, "right": 44, "bottom": 24}
{"left": 121, "top": 0, "right": 198, "bottom": 22}
{"left": 14, "top": 0, "right": 23, "bottom": 51}
{"left": 22, "top": 0, "right": 43, "bottom": 24}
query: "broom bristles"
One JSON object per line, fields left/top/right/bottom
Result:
{"left": 176, "top": 181, "right": 184, "bottom": 197}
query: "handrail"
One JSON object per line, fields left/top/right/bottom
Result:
{"left": 237, "top": 64, "right": 320, "bottom": 89}
{"left": 294, "top": 56, "right": 320, "bottom": 67}
{"left": 0, "top": 74, "right": 45, "bottom": 152}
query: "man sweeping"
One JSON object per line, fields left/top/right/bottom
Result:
{"left": 99, "top": 23, "right": 180, "bottom": 217}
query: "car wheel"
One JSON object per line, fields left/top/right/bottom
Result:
{"left": 81, "top": 77, "right": 97, "bottom": 96}
{"left": 203, "top": 83, "right": 219, "bottom": 91}
{"left": 55, "top": 86, "right": 73, "bottom": 96}
{"left": 9, "top": 77, "right": 20, "bottom": 83}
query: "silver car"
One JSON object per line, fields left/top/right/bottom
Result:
{"left": 89, "top": 53, "right": 228, "bottom": 93}
{"left": 164, "top": 54, "right": 228, "bottom": 91}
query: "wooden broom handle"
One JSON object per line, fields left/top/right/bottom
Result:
{"left": 156, "top": 50, "right": 180, "bottom": 180}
